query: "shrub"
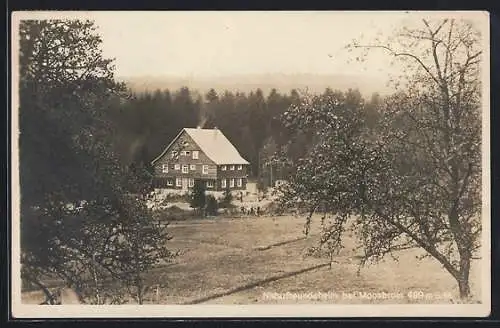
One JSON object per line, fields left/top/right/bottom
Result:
{"left": 189, "top": 180, "right": 206, "bottom": 215}
{"left": 220, "top": 187, "right": 233, "bottom": 208}
{"left": 205, "top": 195, "right": 218, "bottom": 216}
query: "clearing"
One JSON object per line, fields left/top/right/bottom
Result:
{"left": 21, "top": 213, "right": 482, "bottom": 305}
{"left": 149, "top": 214, "right": 481, "bottom": 304}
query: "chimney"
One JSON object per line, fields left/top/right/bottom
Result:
{"left": 213, "top": 126, "right": 218, "bottom": 139}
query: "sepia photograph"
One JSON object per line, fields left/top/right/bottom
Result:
{"left": 10, "top": 10, "right": 490, "bottom": 318}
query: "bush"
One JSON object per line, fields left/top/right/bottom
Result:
{"left": 189, "top": 180, "right": 206, "bottom": 215}
{"left": 220, "top": 187, "right": 233, "bottom": 208}
{"left": 205, "top": 195, "right": 218, "bottom": 216}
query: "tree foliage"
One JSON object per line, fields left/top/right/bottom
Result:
{"left": 19, "top": 19, "right": 175, "bottom": 304}
{"left": 205, "top": 195, "right": 218, "bottom": 217}
{"left": 279, "top": 18, "right": 482, "bottom": 299}
{"left": 190, "top": 180, "right": 206, "bottom": 215}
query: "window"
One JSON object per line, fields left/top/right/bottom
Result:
{"left": 237, "top": 165, "right": 242, "bottom": 170}
{"left": 171, "top": 151, "right": 178, "bottom": 159}
{"left": 221, "top": 179, "right": 226, "bottom": 188}
{"left": 202, "top": 165, "right": 209, "bottom": 174}
{"left": 221, "top": 165, "right": 226, "bottom": 171}
{"left": 174, "top": 164, "right": 180, "bottom": 170}
{"left": 190, "top": 164, "right": 196, "bottom": 171}
{"left": 207, "top": 180, "right": 214, "bottom": 188}
{"left": 237, "top": 178, "right": 242, "bottom": 187}
{"left": 182, "top": 165, "right": 189, "bottom": 173}
{"left": 229, "top": 165, "right": 235, "bottom": 170}
{"left": 188, "top": 178, "right": 194, "bottom": 188}
{"left": 167, "top": 179, "right": 173, "bottom": 186}
{"left": 192, "top": 151, "right": 199, "bottom": 159}
{"left": 162, "top": 164, "right": 168, "bottom": 173}
{"left": 229, "top": 178, "right": 235, "bottom": 188}
{"left": 176, "top": 178, "right": 182, "bottom": 187}
{"left": 181, "top": 150, "right": 190, "bottom": 156}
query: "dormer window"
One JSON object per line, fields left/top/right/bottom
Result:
{"left": 221, "top": 165, "right": 227, "bottom": 171}
{"left": 237, "top": 165, "right": 242, "bottom": 170}
{"left": 230, "top": 165, "right": 235, "bottom": 170}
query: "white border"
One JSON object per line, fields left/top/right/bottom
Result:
{"left": 10, "top": 10, "right": 491, "bottom": 318}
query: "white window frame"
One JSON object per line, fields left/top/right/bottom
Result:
{"left": 207, "top": 180, "right": 214, "bottom": 188}
{"left": 221, "top": 165, "right": 227, "bottom": 171}
{"left": 188, "top": 178, "right": 194, "bottom": 188}
{"left": 221, "top": 179, "right": 226, "bottom": 188}
{"left": 190, "top": 164, "right": 196, "bottom": 171}
{"left": 167, "top": 179, "right": 173, "bottom": 186}
{"left": 237, "top": 165, "right": 242, "bottom": 170}
{"left": 192, "top": 151, "right": 199, "bottom": 159}
{"left": 202, "top": 165, "right": 209, "bottom": 175}
{"left": 176, "top": 178, "right": 182, "bottom": 187}
{"left": 174, "top": 164, "right": 180, "bottom": 170}
{"left": 229, "top": 178, "right": 235, "bottom": 188}
{"left": 185, "top": 151, "right": 191, "bottom": 156}
{"left": 230, "top": 165, "right": 235, "bottom": 170}
{"left": 237, "top": 178, "right": 242, "bottom": 187}
{"left": 171, "top": 151, "right": 178, "bottom": 158}
{"left": 182, "top": 165, "right": 189, "bottom": 173}
{"left": 162, "top": 164, "right": 168, "bottom": 173}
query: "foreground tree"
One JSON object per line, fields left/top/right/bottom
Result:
{"left": 279, "top": 18, "right": 482, "bottom": 299}
{"left": 19, "top": 20, "right": 175, "bottom": 304}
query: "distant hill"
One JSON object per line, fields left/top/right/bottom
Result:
{"left": 118, "top": 73, "right": 392, "bottom": 98}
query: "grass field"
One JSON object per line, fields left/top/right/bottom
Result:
{"left": 21, "top": 213, "right": 482, "bottom": 305}
{"left": 145, "top": 214, "right": 481, "bottom": 304}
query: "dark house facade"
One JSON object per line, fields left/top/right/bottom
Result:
{"left": 151, "top": 128, "right": 250, "bottom": 191}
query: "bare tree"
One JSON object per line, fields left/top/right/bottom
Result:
{"left": 279, "top": 18, "right": 482, "bottom": 299}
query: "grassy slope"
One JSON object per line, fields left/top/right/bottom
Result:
{"left": 157, "top": 215, "right": 481, "bottom": 304}
{"left": 21, "top": 214, "right": 481, "bottom": 304}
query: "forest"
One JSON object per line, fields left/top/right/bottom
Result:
{"left": 109, "top": 86, "right": 381, "bottom": 185}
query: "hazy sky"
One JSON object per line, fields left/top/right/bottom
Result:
{"left": 89, "top": 11, "right": 407, "bottom": 79}
{"left": 13, "top": 11, "right": 487, "bottom": 81}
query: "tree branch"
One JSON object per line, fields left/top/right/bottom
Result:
{"left": 353, "top": 44, "right": 441, "bottom": 86}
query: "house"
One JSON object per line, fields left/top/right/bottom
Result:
{"left": 151, "top": 127, "right": 250, "bottom": 191}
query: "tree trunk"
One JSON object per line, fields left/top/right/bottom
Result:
{"left": 457, "top": 251, "right": 472, "bottom": 299}
{"left": 457, "top": 276, "right": 471, "bottom": 299}
{"left": 136, "top": 277, "right": 144, "bottom": 305}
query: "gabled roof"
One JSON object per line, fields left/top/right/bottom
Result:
{"left": 151, "top": 128, "right": 250, "bottom": 165}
